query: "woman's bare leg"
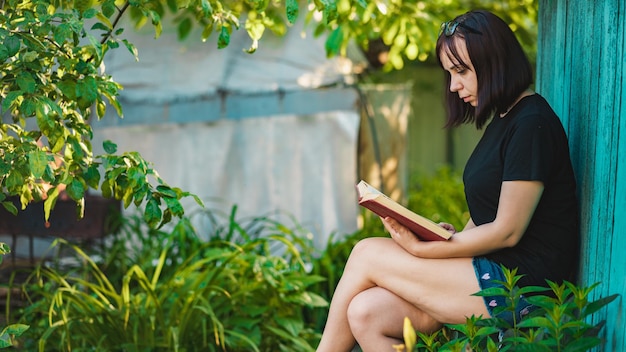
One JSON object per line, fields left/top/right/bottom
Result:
{"left": 316, "top": 237, "right": 489, "bottom": 352}
{"left": 348, "top": 287, "right": 442, "bottom": 352}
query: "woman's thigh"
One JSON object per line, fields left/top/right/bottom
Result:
{"left": 346, "top": 237, "right": 490, "bottom": 324}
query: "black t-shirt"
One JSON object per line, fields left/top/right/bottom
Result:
{"left": 463, "top": 94, "right": 579, "bottom": 287}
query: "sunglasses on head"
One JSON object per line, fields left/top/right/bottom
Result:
{"left": 440, "top": 20, "right": 483, "bottom": 37}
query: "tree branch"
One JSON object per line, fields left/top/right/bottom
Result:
{"left": 100, "top": 2, "right": 130, "bottom": 45}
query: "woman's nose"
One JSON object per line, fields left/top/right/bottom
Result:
{"left": 450, "top": 78, "right": 462, "bottom": 92}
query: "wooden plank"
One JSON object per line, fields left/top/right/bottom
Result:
{"left": 605, "top": 0, "right": 626, "bottom": 349}
{"left": 538, "top": 0, "right": 625, "bottom": 349}
{"left": 587, "top": 0, "right": 620, "bottom": 334}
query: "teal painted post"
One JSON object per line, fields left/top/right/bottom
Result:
{"left": 537, "top": 0, "right": 625, "bottom": 350}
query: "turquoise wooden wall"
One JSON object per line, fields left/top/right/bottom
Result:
{"left": 537, "top": 0, "right": 625, "bottom": 350}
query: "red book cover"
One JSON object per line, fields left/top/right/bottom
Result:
{"left": 356, "top": 180, "right": 452, "bottom": 241}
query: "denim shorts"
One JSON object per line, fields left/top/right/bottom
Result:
{"left": 472, "top": 257, "right": 535, "bottom": 326}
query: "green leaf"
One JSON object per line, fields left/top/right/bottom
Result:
{"left": 57, "top": 78, "right": 77, "bottom": 100}
{"left": 177, "top": 17, "right": 192, "bottom": 40}
{"left": 200, "top": 0, "right": 213, "bottom": 17}
{"left": 84, "top": 165, "right": 101, "bottom": 189}
{"left": 122, "top": 186, "right": 134, "bottom": 208}
{"left": 218, "top": 26, "right": 230, "bottom": 49}
{"left": 2, "top": 324, "right": 29, "bottom": 336}
{"left": 6, "top": 170, "right": 24, "bottom": 190}
{"left": 91, "top": 22, "right": 110, "bottom": 32}
{"left": 516, "top": 316, "right": 552, "bottom": 329}
{"left": 28, "top": 150, "right": 49, "bottom": 178}
{"left": 54, "top": 23, "right": 73, "bottom": 44}
{"left": 44, "top": 187, "right": 60, "bottom": 221}
{"left": 21, "top": 97, "right": 36, "bottom": 117}
{"left": 163, "top": 196, "right": 184, "bottom": 217}
{"left": 325, "top": 27, "right": 343, "bottom": 58}
{"left": 144, "top": 198, "right": 162, "bottom": 228}
{"left": 583, "top": 294, "right": 619, "bottom": 317}
{"left": 95, "top": 13, "right": 113, "bottom": 30}
{"left": 1, "top": 201, "right": 18, "bottom": 216}
{"left": 0, "top": 44, "right": 9, "bottom": 62}
{"left": 83, "top": 8, "right": 98, "bottom": 19}
{"left": 0, "top": 241, "right": 10, "bottom": 254}
{"left": 156, "top": 185, "right": 177, "bottom": 198}
{"left": 1, "top": 90, "right": 23, "bottom": 112}
{"left": 101, "top": 178, "right": 112, "bottom": 198}
{"left": 472, "top": 287, "right": 509, "bottom": 297}
{"left": 76, "top": 76, "right": 99, "bottom": 107}
{"left": 158, "top": 208, "right": 172, "bottom": 228}
{"left": 286, "top": 0, "right": 299, "bottom": 24}
{"left": 102, "top": 0, "right": 116, "bottom": 17}
{"left": 103, "top": 140, "right": 117, "bottom": 154}
{"left": 563, "top": 336, "right": 602, "bottom": 351}
{"left": 74, "top": 0, "right": 93, "bottom": 14}
{"left": 518, "top": 285, "right": 550, "bottom": 296}
{"left": 42, "top": 165, "right": 55, "bottom": 183}
{"left": 150, "top": 11, "right": 163, "bottom": 38}
{"left": 321, "top": 0, "right": 337, "bottom": 23}
{"left": 97, "top": 99, "right": 106, "bottom": 118}
{"left": 201, "top": 23, "right": 214, "bottom": 40}
{"left": 4, "top": 35, "right": 20, "bottom": 56}
{"left": 17, "top": 73, "right": 37, "bottom": 94}
{"left": 22, "top": 51, "right": 39, "bottom": 62}
{"left": 122, "top": 39, "right": 138, "bottom": 61}
{"left": 67, "top": 178, "right": 86, "bottom": 200}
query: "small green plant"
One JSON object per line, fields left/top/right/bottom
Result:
{"left": 399, "top": 266, "right": 619, "bottom": 352}
{"left": 0, "top": 242, "right": 29, "bottom": 349}
{"left": 13, "top": 208, "right": 327, "bottom": 351}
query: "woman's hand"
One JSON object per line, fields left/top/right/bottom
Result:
{"left": 438, "top": 222, "right": 457, "bottom": 234}
{"left": 381, "top": 216, "right": 422, "bottom": 255}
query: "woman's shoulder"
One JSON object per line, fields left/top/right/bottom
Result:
{"left": 511, "top": 94, "right": 561, "bottom": 124}
{"left": 507, "top": 94, "right": 569, "bottom": 140}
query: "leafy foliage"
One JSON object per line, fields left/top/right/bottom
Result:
{"left": 13, "top": 208, "right": 326, "bottom": 351}
{"left": 398, "top": 266, "right": 619, "bottom": 352}
{"left": 0, "top": 0, "right": 205, "bottom": 227}
{"left": 307, "top": 0, "right": 538, "bottom": 70}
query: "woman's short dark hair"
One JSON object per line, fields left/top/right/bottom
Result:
{"left": 436, "top": 10, "right": 533, "bottom": 129}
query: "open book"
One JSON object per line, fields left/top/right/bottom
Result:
{"left": 356, "top": 180, "right": 452, "bottom": 241}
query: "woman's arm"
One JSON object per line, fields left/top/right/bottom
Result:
{"left": 384, "top": 180, "right": 544, "bottom": 258}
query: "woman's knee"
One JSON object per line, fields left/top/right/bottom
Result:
{"left": 349, "top": 237, "right": 390, "bottom": 261}
{"left": 347, "top": 289, "right": 380, "bottom": 335}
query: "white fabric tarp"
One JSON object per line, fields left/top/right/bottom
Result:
{"left": 92, "top": 112, "right": 360, "bottom": 249}
{"left": 88, "top": 16, "right": 366, "bottom": 249}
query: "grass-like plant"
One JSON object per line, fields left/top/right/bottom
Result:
{"left": 12, "top": 207, "right": 327, "bottom": 351}
{"left": 0, "top": 243, "right": 28, "bottom": 349}
{"left": 397, "top": 266, "right": 618, "bottom": 352}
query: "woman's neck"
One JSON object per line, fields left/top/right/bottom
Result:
{"left": 500, "top": 89, "right": 534, "bottom": 117}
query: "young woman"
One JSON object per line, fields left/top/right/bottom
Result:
{"left": 316, "top": 10, "right": 579, "bottom": 352}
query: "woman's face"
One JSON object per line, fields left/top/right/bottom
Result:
{"left": 439, "top": 38, "right": 478, "bottom": 107}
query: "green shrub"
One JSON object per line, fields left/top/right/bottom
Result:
{"left": 14, "top": 207, "right": 327, "bottom": 352}
{"left": 399, "top": 266, "right": 618, "bottom": 352}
